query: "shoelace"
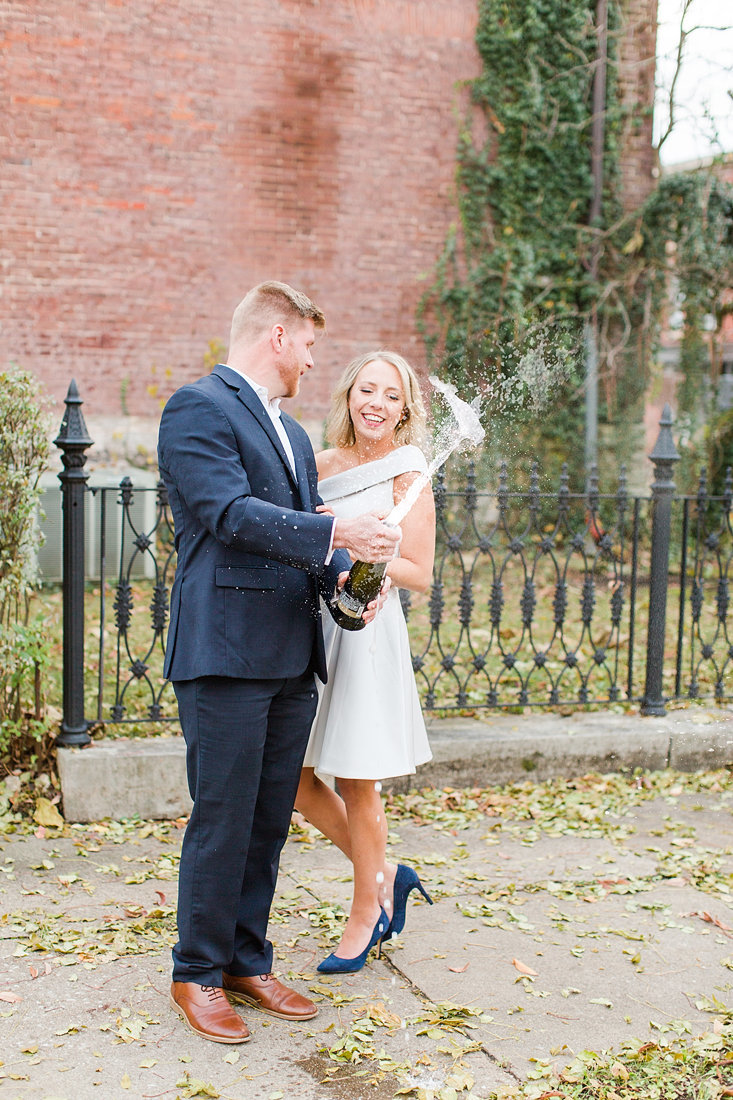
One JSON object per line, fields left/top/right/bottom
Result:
{"left": 201, "top": 985, "right": 225, "bottom": 1002}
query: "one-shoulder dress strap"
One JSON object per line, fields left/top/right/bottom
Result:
{"left": 318, "top": 444, "right": 428, "bottom": 503}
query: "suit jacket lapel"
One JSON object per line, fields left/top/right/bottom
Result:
{"left": 213, "top": 364, "right": 301, "bottom": 496}
{"left": 284, "top": 421, "right": 313, "bottom": 510}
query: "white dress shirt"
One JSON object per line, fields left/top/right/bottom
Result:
{"left": 224, "top": 364, "right": 336, "bottom": 563}
{"left": 228, "top": 368, "right": 297, "bottom": 475}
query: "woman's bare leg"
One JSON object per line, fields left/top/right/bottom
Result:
{"left": 295, "top": 769, "right": 398, "bottom": 951}
{"left": 330, "top": 777, "right": 387, "bottom": 957}
{"left": 295, "top": 768, "right": 352, "bottom": 859}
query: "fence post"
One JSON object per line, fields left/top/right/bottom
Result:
{"left": 641, "top": 403, "right": 680, "bottom": 716}
{"left": 54, "top": 380, "right": 93, "bottom": 747}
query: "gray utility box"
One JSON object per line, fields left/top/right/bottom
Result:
{"left": 37, "top": 470, "right": 158, "bottom": 583}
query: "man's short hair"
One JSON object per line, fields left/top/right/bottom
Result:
{"left": 229, "top": 281, "right": 326, "bottom": 348}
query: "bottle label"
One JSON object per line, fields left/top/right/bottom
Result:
{"left": 337, "top": 590, "right": 365, "bottom": 618}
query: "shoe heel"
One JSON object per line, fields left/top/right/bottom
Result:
{"left": 418, "top": 882, "right": 433, "bottom": 905}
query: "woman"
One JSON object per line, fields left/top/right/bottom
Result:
{"left": 295, "top": 350, "right": 436, "bottom": 973}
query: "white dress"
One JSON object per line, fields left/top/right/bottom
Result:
{"left": 303, "top": 445, "right": 433, "bottom": 780}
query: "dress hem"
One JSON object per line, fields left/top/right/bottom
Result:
{"left": 313, "top": 755, "right": 433, "bottom": 782}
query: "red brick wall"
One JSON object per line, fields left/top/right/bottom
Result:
{"left": 2, "top": 0, "right": 659, "bottom": 432}
{"left": 1, "top": 0, "right": 479, "bottom": 425}
{"left": 617, "top": 0, "right": 659, "bottom": 212}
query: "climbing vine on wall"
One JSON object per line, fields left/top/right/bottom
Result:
{"left": 421, "top": 0, "right": 733, "bottom": 489}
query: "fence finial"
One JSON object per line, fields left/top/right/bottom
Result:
{"left": 648, "top": 402, "right": 680, "bottom": 472}
{"left": 54, "top": 379, "right": 93, "bottom": 455}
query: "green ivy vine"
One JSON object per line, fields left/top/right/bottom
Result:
{"left": 421, "top": 0, "right": 733, "bottom": 491}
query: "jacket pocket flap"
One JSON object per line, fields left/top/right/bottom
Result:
{"left": 216, "top": 566, "right": 277, "bottom": 589}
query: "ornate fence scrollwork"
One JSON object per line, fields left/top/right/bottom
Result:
{"left": 52, "top": 382, "right": 733, "bottom": 733}
{"left": 403, "top": 460, "right": 635, "bottom": 710}
{"left": 680, "top": 467, "right": 733, "bottom": 702}
{"left": 87, "top": 476, "right": 177, "bottom": 725}
{"left": 109, "top": 477, "right": 177, "bottom": 721}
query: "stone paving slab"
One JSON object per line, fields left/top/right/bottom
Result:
{"left": 1, "top": 775, "right": 732, "bottom": 1099}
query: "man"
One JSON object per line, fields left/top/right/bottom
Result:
{"left": 158, "top": 281, "right": 400, "bottom": 1043}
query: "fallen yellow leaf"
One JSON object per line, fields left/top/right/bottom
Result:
{"left": 363, "top": 1001, "right": 402, "bottom": 1029}
{"left": 34, "top": 797, "right": 64, "bottom": 828}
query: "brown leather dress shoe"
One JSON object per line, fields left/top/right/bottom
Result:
{"left": 170, "top": 981, "right": 251, "bottom": 1043}
{"left": 222, "top": 972, "right": 317, "bottom": 1020}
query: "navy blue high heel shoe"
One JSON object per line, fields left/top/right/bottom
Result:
{"left": 384, "top": 864, "right": 433, "bottom": 940}
{"left": 317, "top": 908, "right": 389, "bottom": 974}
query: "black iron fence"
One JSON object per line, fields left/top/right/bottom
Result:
{"left": 51, "top": 382, "right": 733, "bottom": 747}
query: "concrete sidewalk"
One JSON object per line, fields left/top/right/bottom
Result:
{"left": 1, "top": 755, "right": 732, "bottom": 1098}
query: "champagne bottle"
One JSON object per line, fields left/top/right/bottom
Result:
{"left": 330, "top": 559, "right": 387, "bottom": 631}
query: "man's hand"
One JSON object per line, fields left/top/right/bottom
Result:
{"left": 335, "top": 571, "right": 392, "bottom": 624}
{"left": 332, "top": 514, "right": 401, "bottom": 563}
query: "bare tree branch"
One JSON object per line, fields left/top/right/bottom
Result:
{"left": 656, "top": 0, "right": 731, "bottom": 154}
{"left": 656, "top": 0, "right": 696, "bottom": 153}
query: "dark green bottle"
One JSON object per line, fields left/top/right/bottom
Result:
{"left": 330, "top": 559, "right": 387, "bottom": 631}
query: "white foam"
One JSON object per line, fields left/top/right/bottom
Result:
{"left": 385, "top": 376, "right": 485, "bottom": 526}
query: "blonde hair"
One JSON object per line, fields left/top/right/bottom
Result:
{"left": 229, "top": 281, "right": 325, "bottom": 347}
{"left": 326, "top": 350, "right": 427, "bottom": 449}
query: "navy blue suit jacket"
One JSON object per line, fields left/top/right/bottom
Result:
{"left": 157, "top": 364, "right": 350, "bottom": 683}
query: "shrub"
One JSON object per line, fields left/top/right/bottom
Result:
{"left": 0, "top": 369, "right": 53, "bottom": 772}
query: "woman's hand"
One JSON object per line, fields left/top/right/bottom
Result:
{"left": 363, "top": 574, "right": 392, "bottom": 623}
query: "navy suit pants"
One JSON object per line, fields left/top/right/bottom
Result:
{"left": 171, "top": 673, "right": 318, "bottom": 985}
